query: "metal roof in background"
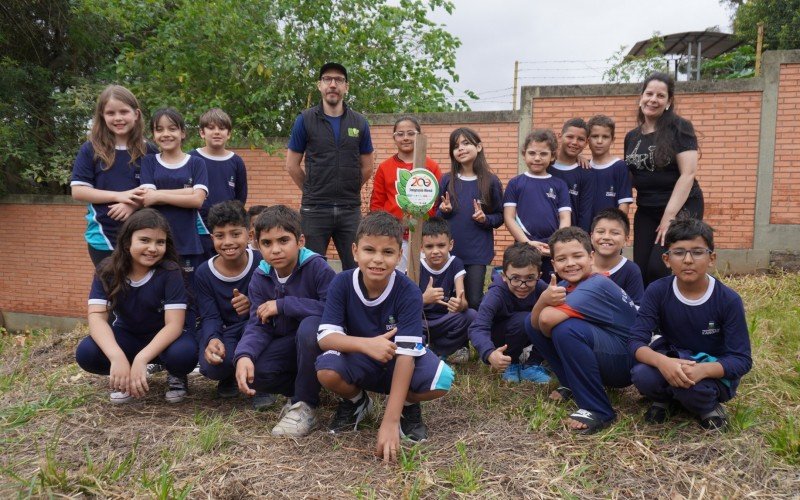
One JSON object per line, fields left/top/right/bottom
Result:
{"left": 627, "top": 31, "right": 743, "bottom": 59}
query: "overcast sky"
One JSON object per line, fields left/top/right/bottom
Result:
{"left": 429, "top": 0, "right": 735, "bottom": 110}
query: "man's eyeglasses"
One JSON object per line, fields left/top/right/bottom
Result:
{"left": 506, "top": 275, "right": 537, "bottom": 287}
{"left": 392, "top": 131, "right": 418, "bottom": 139}
{"left": 664, "top": 248, "right": 713, "bottom": 259}
{"left": 321, "top": 76, "right": 346, "bottom": 85}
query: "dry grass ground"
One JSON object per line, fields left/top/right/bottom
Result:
{"left": 1, "top": 272, "right": 798, "bottom": 498}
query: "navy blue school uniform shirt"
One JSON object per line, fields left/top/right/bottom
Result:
{"left": 70, "top": 142, "right": 158, "bottom": 250}
{"left": 628, "top": 275, "right": 752, "bottom": 391}
{"left": 437, "top": 173, "right": 503, "bottom": 265}
{"left": 195, "top": 248, "right": 261, "bottom": 349}
{"left": 503, "top": 172, "right": 571, "bottom": 243}
{"left": 590, "top": 158, "right": 633, "bottom": 214}
{"left": 188, "top": 149, "right": 248, "bottom": 230}
{"left": 555, "top": 274, "right": 638, "bottom": 341}
{"left": 468, "top": 276, "right": 548, "bottom": 363}
{"left": 550, "top": 162, "right": 596, "bottom": 233}
{"left": 140, "top": 154, "right": 209, "bottom": 256}
{"left": 234, "top": 248, "right": 334, "bottom": 362}
{"left": 605, "top": 257, "right": 644, "bottom": 307}
{"left": 318, "top": 269, "right": 426, "bottom": 357}
{"left": 88, "top": 263, "right": 187, "bottom": 336}
{"left": 419, "top": 255, "right": 466, "bottom": 320}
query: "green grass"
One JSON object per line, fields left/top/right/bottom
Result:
{"left": 0, "top": 273, "right": 799, "bottom": 497}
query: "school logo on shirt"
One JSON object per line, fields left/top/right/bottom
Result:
{"left": 605, "top": 185, "right": 616, "bottom": 198}
{"left": 348, "top": 127, "right": 359, "bottom": 138}
{"left": 182, "top": 258, "right": 194, "bottom": 274}
{"left": 158, "top": 300, "right": 165, "bottom": 313}
{"left": 228, "top": 175, "right": 235, "bottom": 188}
{"left": 702, "top": 321, "right": 720, "bottom": 336}
{"left": 183, "top": 177, "right": 193, "bottom": 189}
{"left": 569, "top": 183, "right": 579, "bottom": 196}
{"left": 385, "top": 315, "right": 397, "bottom": 332}
{"left": 546, "top": 188, "right": 556, "bottom": 200}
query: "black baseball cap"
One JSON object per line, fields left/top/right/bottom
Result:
{"left": 319, "top": 62, "right": 348, "bottom": 81}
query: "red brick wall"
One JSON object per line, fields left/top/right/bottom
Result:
{"left": 6, "top": 69, "right": 800, "bottom": 321}
{"left": 0, "top": 203, "right": 94, "bottom": 317}
{"left": 771, "top": 64, "right": 800, "bottom": 224}
{"left": 531, "top": 92, "right": 762, "bottom": 249}
{"left": 240, "top": 121, "right": 520, "bottom": 265}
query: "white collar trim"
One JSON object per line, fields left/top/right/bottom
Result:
{"left": 672, "top": 275, "right": 715, "bottom": 306}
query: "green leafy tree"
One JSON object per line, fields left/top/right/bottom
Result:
{"left": 727, "top": 0, "right": 800, "bottom": 50}
{"left": 1, "top": 0, "right": 467, "bottom": 193}
{"left": 0, "top": 0, "right": 118, "bottom": 193}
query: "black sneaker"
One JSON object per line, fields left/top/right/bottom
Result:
{"left": 328, "top": 392, "right": 371, "bottom": 433}
{"left": 400, "top": 403, "right": 428, "bottom": 442}
{"left": 216, "top": 376, "right": 239, "bottom": 399}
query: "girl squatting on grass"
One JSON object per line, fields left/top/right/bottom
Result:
{"left": 75, "top": 209, "right": 199, "bottom": 404}
{"left": 70, "top": 85, "right": 158, "bottom": 267}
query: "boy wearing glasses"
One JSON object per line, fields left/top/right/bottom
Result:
{"left": 468, "top": 243, "right": 552, "bottom": 383}
{"left": 629, "top": 217, "right": 751, "bottom": 430}
{"left": 286, "top": 62, "right": 374, "bottom": 270}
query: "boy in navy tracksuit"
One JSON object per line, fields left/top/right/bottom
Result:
{"left": 629, "top": 218, "right": 752, "bottom": 430}
{"left": 195, "top": 201, "right": 261, "bottom": 399}
{"left": 234, "top": 205, "right": 335, "bottom": 437}
{"left": 310, "top": 211, "right": 454, "bottom": 462}
{"left": 418, "top": 217, "right": 475, "bottom": 363}
{"left": 528, "top": 227, "right": 638, "bottom": 434}
{"left": 468, "top": 243, "right": 551, "bottom": 384}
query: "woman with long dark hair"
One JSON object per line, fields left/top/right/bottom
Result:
{"left": 624, "top": 72, "right": 703, "bottom": 285}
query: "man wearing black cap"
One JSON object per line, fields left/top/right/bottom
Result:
{"left": 285, "top": 62, "right": 374, "bottom": 270}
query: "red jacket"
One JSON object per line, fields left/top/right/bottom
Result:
{"left": 370, "top": 154, "right": 442, "bottom": 220}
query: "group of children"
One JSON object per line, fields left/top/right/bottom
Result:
{"left": 71, "top": 84, "right": 752, "bottom": 462}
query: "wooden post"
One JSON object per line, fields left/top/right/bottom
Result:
{"left": 512, "top": 60, "right": 519, "bottom": 111}
{"left": 406, "top": 134, "right": 428, "bottom": 284}
{"left": 755, "top": 22, "right": 764, "bottom": 77}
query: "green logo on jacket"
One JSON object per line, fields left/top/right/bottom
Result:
{"left": 348, "top": 127, "right": 359, "bottom": 138}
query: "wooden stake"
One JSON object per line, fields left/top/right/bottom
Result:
{"left": 512, "top": 60, "right": 519, "bottom": 111}
{"left": 406, "top": 133, "right": 429, "bottom": 284}
{"left": 755, "top": 22, "right": 764, "bottom": 77}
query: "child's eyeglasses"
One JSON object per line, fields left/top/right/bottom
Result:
{"left": 320, "top": 76, "right": 346, "bottom": 85}
{"left": 506, "top": 275, "right": 536, "bottom": 287}
{"left": 392, "top": 131, "right": 418, "bottom": 138}
{"left": 664, "top": 248, "right": 713, "bottom": 259}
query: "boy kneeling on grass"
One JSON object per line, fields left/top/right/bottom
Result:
{"left": 629, "top": 217, "right": 752, "bottom": 430}
{"left": 234, "top": 205, "right": 336, "bottom": 436}
{"left": 311, "top": 211, "right": 454, "bottom": 462}
{"left": 527, "top": 227, "right": 638, "bottom": 434}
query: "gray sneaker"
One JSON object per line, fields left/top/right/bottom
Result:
{"left": 165, "top": 374, "right": 188, "bottom": 403}
{"left": 252, "top": 392, "right": 278, "bottom": 411}
{"left": 446, "top": 346, "right": 470, "bottom": 364}
{"left": 272, "top": 401, "right": 317, "bottom": 437}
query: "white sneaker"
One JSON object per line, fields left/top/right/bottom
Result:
{"left": 271, "top": 401, "right": 317, "bottom": 437}
{"left": 110, "top": 391, "right": 133, "bottom": 404}
{"left": 165, "top": 374, "right": 188, "bottom": 403}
